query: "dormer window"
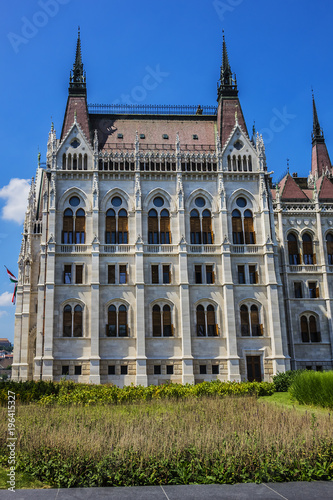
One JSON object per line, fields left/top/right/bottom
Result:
{"left": 117, "top": 133, "right": 123, "bottom": 139}
{"left": 162, "top": 134, "right": 169, "bottom": 140}
{"left": 192, "top": 134, "right": 198, "bottom": 140}
{"left": 140, "top": 134, "right": 145, "bottom": 139}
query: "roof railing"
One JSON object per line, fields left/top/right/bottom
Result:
{"left": 88, "top": 103, "right": 217, "bottom": 115}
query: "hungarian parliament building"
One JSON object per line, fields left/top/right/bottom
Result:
{"left": 12, "top": 32, "right": 333, "bottom": 385}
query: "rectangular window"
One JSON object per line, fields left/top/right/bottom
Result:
{"left": 212, "top": 365, "right": 219, "bottom": 375}
{"left": 195, "top": 265, "right": 202, "bottom": 284}
{"left": 64, "top": 265, "right": 72, "bottom": 284}
{"left": 74, "top": 365, "right": 81, "bottom": 375}
{"left": 238, "top": 265, "right": 245, "bottom": 284}
{"left": 119, "top": 265, "right": 127, "bottom": 284}
{"left": 308, "top": 282, "right": 319, "bottom": 298}
{"left": 199, "top": 364, "right": 207, "bottom": 375}
{"left": 108, "top": 365, "right": 115, "bottom": 375}
{"left": 154, "top": 365, "right": 161, "bottom": 375}
{"left": 249, "top": 265, "right": 258, "bottom": 284}
{"left": 108, "top": 265, "right": 115, "bottom": 284}
{"left": 166, "top": 365, "right": 173, "bottom": 375}
{"left": 163, "top": 265, "right": 170, "bottom": 284}
{"left": 206, "top": 265, "right": 214, "bottom": 284}
{"left": 120, "top": 365, "right": 128, "bottom": 375}
{"left": 316, "top": 366, "right": 323, "bottom": 372}
{"left": 75, "top": 264, "right": 83, "bottom": 284}
{"left": 294, "top": 282, "right": 303, "bottom": 298}
{"left": 62, "top": 365, "right": 69, "bottom": 375}
{"left": 151, "top": 265, "right": 159, "bottom": 284}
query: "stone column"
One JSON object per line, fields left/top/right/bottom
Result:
{"left": 178, "top": 238, "right": 194, "bottom": 384}
{"left": 90, "top": 235, "right": 101, "bottom": 383}
{"left": 135, "top": 236, "right": 148, "bottom": 386}
{"left": 221, "top": 237, "right": 241, "bottom": 381}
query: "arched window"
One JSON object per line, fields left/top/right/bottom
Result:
{"left": 244, "top": 210, "right": 255, "bottom": 244}
{"left": 63, "top": 304, "right": 83, "bottom": 337}
{"left": 152, "top": 304, "right": 173, "bottom": 336}
{"left": 105, "top": 207, "right": 128, "bottom": 244}
{"left": 196, "top": 304, "right": 218, "bottom": 336}
{"left": 326, "top": 233, "right": 333, "bottom": 264}
{"left": 63, "top": 305, "right": 72, "bottom": 336}
{"left": 106, "top": 304, "right": 128, "bottom": 337}
{"left": 302, "top": 233, "right": 315, "bottom": 265}
{"left": 287, "top": 233, "right": 300, "bottom": 265}
{"left": 240, "top": 304, "right": 263, "bottom": 336}
{"left": 231, "top": 198, "right": 255, "bottom": 245}
{"left": 75, "top": 209, "right": 85, "bottom": 244}
{"left": 300, "top": 314, "right": 320, "bottom": 343}
{"left": 190, "top": 207, "right": 213, "bottom": 244}
{"left": 62, "top": 153, "right": 66, "bottom": 170}
{"left": 62, "top": 208, "right": 73, "bottom": 244}
{"left": 148, "top": 207, "right": 170, "bottom": 244}
{"left": 73, "top": 305, "right": 82, "bottom": 337}
{"left": 232, "top": 209, "right": 243, "bottom": 244}
{"left": 240, "top": 304, "right": 249, "bottom": 336}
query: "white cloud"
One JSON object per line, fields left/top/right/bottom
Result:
{"left": 0, "top": 178, "right": 30, "bottom": 224}
{"left": 0, "top": 292, "right": 13, "bottom": 306}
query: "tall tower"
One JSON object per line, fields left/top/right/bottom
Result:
{"left": 311, "top": 94, "right": 331, "bottom": 178}
{"left": 216, "top": 32, "right": 248, "bottom": 147}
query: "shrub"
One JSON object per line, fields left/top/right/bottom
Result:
{"left": 272, "top": 369, "right": 304, "bottom": 392}
{"left": 289, "top": 370, "right": 333, "bottom": 409}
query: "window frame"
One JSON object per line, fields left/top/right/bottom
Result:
{"left": 196, "top": 303, "right": 218, "bottom": 337}
{"left": 151, "top": 302, "right": 174, "bottom": 337}
{"left": 239, "top": 302, "right": 263, "bottom": 337}
{"left": 106, "top": 303, "right": 129, "bottom": 337}
{"left": 62, "top": 301, "right": 84, "bottom": 338}
{"left": 300, "top": 313, "right": 321, "bottom": 343}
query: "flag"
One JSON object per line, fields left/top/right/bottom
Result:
{"left": 4, "top": 266, "right": 18, "bottom": 284}
{"left": 4, "top": 266, "right": 18, "bottom": 305}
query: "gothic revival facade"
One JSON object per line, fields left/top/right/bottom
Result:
{"left": 12, "top": 32, "right": 333, "bottom": 385}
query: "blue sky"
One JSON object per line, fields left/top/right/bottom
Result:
{"left": 0, "top": 0, "right": 332, "bottom": 342}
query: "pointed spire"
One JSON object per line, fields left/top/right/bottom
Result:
{"left": 312, "top": 92, "right": 324, "bottom": 144}
{"left": 69, "top": 27, "right": 86, "bottom": 96}
{"left": 311, "top": 93, "right": 331, "bottom": 177}
{"left": 217, "top": 31, "right": 238, "bottom": 100}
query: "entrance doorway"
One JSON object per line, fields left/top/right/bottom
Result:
{"left": 246, "top": 356, "right": 262, "bottom": 382}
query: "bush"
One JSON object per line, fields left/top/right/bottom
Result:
{"left": 272, "top": 370, "right": 304, "bottom": 392}
{"left": 289, "top": 370, "right": 333, "bottom": 409}
{"left": 0, "top": 379, "right": 275, "bottom": 406}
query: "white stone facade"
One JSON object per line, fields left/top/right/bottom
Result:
{"left": 11, "top": 34, "right": 333, "bottom": 385}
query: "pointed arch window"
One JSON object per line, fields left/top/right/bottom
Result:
{"left": 240, "top": 304, "right": 263, "bottom": 336}
{"left": 105, "top": 207, "right": 128, "bottom": 244}
{"left": 196, "top": 304, "right": 218, "bottom": 336}
{"left": 232, "top": 209, "right": 243, "bottom": 244}
{"left": 148, "top": 208, "right": 170, "bottom": 244}
{"left": 63, "top": 304, "right": 83, "bottom": 337}
{"left": 326, "top": 233, "right": 333, "bottom": 264}
{"left": 62, "top": 206, "right": 85, "bottom": 244}
{"left": 152, "top": 304, "right": 173, "bottom": 336}
{"left": 287, "top": 233, "right": 300, "bottom": 265}
{"left": 106, "top": 304, "right": 128, "bottom": 337}
{"left": 300, "top": 314, "right": 320, "bottom": 343}
{"left": 302, "top": 233, "right": 315, "bottom": 265}
{"left": 190, "top": 208, "right": 213, "bottom": 244}
{"left": 62, "top": 208, "right": 73, "bottom": 244}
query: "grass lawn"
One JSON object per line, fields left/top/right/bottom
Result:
{"left": 1, "top": 395, "right": 332, "bottom": 487}
{"left": 259, "top": 391, "right": 332, "bottom": 415}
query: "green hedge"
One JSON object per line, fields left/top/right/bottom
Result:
{"left": 272, "top": 370, "right": 304, "bottom": 392}
{"left": 0, "top": 380, "right": 274, "bottom": 406}
{"left": 289, "top": 370, "right": 333, "bottom": 409}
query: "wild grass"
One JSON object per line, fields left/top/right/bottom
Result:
{"left": 289, "top": 370, "right": 333, "bottom": 409}
{"left": 1, "top": 395, "right": 332, "bottom": 486}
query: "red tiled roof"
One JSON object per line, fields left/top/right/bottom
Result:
{"left": 311, "top": 142, "right": 331, "bottom": 177}
{"left": 280, "top": 174, "right": 309, "bottom": 200}
{"left": 318, "top": 175, "right": 333, "bottom": 200}
{"left": 218, "top": 98, "right": 248, "bottom": 148}
{"left": 90, "top": 116, "right": 216, "bottom": 151}
{"left": 60, "top": 96, "right": 91, "bottom": 143}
